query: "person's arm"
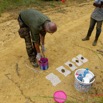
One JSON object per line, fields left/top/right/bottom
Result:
{"left": 31, "top": 28, "right": 42, "bottom": 60}
{"left": 101, "top": 1, "right": 103, "bottom": 8}
{"left": 40, "top": 29, "right": 46, "bottom": 45}
{"left": 93, "top": 1, "right": 103, "bottom": 8}
{"left": 34, "top": 42, "right": 40, "bottom": 53}
{"left": 40, "top": 34, "right": 46, "bottom": 53}
{"left": 34, "top": 42, "right": 41, "bottom": 61}
{"left": 39, "top": 29, "right": 46, "bottom": 52}
{"left": 40, "top": 34, "right": 45, "bottom": 45}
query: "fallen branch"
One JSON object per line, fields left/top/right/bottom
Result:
{"left": 15, "top": 63, "right": 20, "bottom": 76}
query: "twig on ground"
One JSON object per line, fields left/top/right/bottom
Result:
{"left": 5, "top": 73, "right": 35, "bottom": 103}
{"left": 16, "top": 63, "right": 20, "bottom": 76}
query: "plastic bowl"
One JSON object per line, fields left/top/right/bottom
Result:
{"left": 53, "top": 90, "right": 67, "bottom": 103}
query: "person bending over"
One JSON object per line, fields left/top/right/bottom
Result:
{"left": 18, "top": 9, "right": 57, "bottom": 67}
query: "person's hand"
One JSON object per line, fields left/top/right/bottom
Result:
{"left": 41, "top": 45, "right": 46, "bottom": 52}
{"left": 36, "top": 53, "right": 42, "bottom": 61}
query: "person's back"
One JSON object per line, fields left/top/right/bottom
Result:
{"left": 20, "top": 9, "right": 50, "bottom": 28}
{"left": 19, "top": 9, "right": 51, "bottom": 43}
{"left": 20, "top": 9, "right": 50, "bottom": 40}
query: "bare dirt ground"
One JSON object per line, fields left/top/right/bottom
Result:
{"left": 0, "top": 1, "right": 103, "bottom": 103}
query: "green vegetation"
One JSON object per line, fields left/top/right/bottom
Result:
{"left": 0, "top": 0, "right": 37, "bottom": 14}
{"left": 0, "top": 0, "right": 88, "bottom": 15}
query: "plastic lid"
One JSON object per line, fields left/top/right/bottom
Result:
{"left": 53, "top": 90, "right": 67, "bottom": 103}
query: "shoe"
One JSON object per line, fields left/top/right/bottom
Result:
{"left": 31, "top": 62, "right": 39, "bottom": 68}
{"left": 82, "top": 37, "right": 89, "bottom": 41}
{"left": 92, "top": 40, "right": 97, "bottom": 46}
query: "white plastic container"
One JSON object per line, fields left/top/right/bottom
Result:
{"left": 74, "top": 69, "right": 95, "bottom": 92}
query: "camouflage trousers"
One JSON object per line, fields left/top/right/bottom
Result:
{"left": 18, "top": 15, "right": 37, "bottom": 62}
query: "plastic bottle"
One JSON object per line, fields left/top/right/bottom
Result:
{"left": 83, "top": 68, "right": 89, "bottom": 77}
{"left": 82, "top": 73, "right": 93, "bottom": 83}
{"left": 77, "top": 74, "right": 83, "bottom": 81}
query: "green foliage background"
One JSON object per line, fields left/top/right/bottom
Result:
{"left": 0, "top": 0, "right": 89, "bottom": 15}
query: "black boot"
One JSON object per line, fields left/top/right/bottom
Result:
{"left": 92, "top": 40, "right": 97, "bottom": 46}
{"left": 82, "top": 26, "right": 94, "bottom": 41}
{"left": 31, "top": 61, "right": 39, "bottom": 68}
{"left": 92, "top": 29, "right": 101, "bottom": 46}
{"left": 82, "top": 36, "right": 90, "bottom": 41}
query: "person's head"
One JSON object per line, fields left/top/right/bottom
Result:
{"left": 44, "top": 21, "right": 57, "bottom": 33}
